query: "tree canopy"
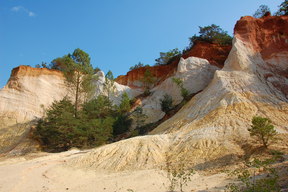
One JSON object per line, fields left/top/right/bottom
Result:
{"left": 155, "top": 48, "right": 181, "bottom": 66}
{"left": 104, "top": 70, "right": 116, "bottom": 100}
{"left": 253, "top": 5, "right": 270, "bottom": 18}
{"left": 160, "top": 94, "right": 173, "bottom": 113}
{"left": 34, "top": 97, "right": 114, "bottom": 152}
{"left": 248, "top": 116, "right": 277, "bottom": 148}
{"left": 141, "top": 69, "right": 157, "bottom": 93}
{"left": 189, "top": 24, "right": 233, "bottom": 46}
{"left": 50, "top": 48, "right": 95, "bottom": 117}
{"left": 275, "top": 0, "right": 288, "bottom": 16}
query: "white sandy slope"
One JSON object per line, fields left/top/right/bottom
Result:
{"left": 0, "top": 149, "right": 231, "bottom": 192}
{"left": 140, "top": 57, "right": 219, "bottom": 123}
{"left": 67, "top": 37, "right": 288, "bottom": 172}
{"left": 0, "top": 38, "right": 287, "bottom": 192}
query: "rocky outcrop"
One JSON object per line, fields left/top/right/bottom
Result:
{"left": 115, "top": 61, "right": 178, "bottom": 88}
{"left": 140, "top": 57, "right": 219, "bottom": 123}
{"left": 0, "top": 66, "right": 68, "bottom": 127}
{"left": 115, "top": 42, "right": 231, "bottom": 88}
{"left": 0, "top": 66, "right": 141, "bottom": 153}
{"left": 69, "top": 16, "right": 288, "bottom": 171}
{"left": 235, "top": 15, "right": 288, "bottom": 98}
{"left": 0, "top": 66, "right": 141, "bottom": 127}
{"left": 153, "top": 16, "right": 288, "bottom": 135}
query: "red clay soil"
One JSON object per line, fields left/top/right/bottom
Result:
{"left": 235, "top": 15, "right": 288, "bottom": 98}
{"left": 182, "top": 41, "right": 231, "bottom": 68}
{"left": 234, "top": 15, "right": 288, "bottom": 60}
{"left": 115, "top": 61, "right": 178, "bottom": 88}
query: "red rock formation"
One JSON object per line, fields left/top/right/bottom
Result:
{"left": 116, "top": 62, "right": 178, "bottom": 88}
{"left": 182, "top": 41, "right": 231, "bottom": 68}
{"left": 10, "top": 65, "right": 63, "bottom": 78}
{"left": 116, "top": 42, "right": 231, "bottom": 88}
{"left": 234, "top": 15, "right": 288, "bottom": 60}
{"left": 235, "top": 15, "right": 288, "bottom": 98}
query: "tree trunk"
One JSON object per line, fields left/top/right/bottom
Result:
{"left": 75, "top": 72, "right": 80, "bottom": 118}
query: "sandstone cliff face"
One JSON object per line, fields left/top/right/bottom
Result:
{"left": 0, "top": 66, "right": 68, "bottom": 127}
{"left": 235, "top": 15, "right": 288, "bottom": 98}
{"left": 69, "top": 16, "right": 288, "bottom": 171}
{"left": 153, "top": 16, "right": 288, "bottom": 135}
{"left": 0, "top": 66, "right": 141, "bottom": 127}
{"left": 115, "top": 42, "right": 231, "bottom": 88}
{"left": 0, "top": 66, "right": 141, "bottom": 153}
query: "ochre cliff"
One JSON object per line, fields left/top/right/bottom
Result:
{"left": 182, "top": 41, "right": 231, "bottom": 68}
{"left": 235, "top": 15, "right": 288, "bottom": 59}
{"left": 115, "top": 42, "right": 231, "bottom": 88}
{"left": 6, "top": 65, "right": 64, "bottom": 91}
{"left": 235, "top": 15, "right": 288, "bottom": 98}
{"left": 10, "top": 65, "right": 63, "bottom": 78}
{"left": 115, "top": 62, "right": 178, "bottom": 88}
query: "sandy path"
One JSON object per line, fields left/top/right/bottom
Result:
{"left": 0, "top": 150, "right": 231, "bottom": 192}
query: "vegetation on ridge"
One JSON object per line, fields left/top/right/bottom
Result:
{"left": 253, "top": 1, "right": 288, "bottom": 17}
{"left": 189, "top": 24, "right": 233, "bottom": 47}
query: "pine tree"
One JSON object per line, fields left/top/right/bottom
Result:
{"left": 248, "top": 116, "right": 277, "bottom": 148}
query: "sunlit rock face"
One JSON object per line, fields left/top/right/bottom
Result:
{"left": 0, "top": 66, "right": 68, "bottom": 127}
{"left": 0, "top": 66, "right": 141, "bottom": 153}
{"left": 140, "top": 57, "right": 219, "bottom": 123}
{"left": 69, "top": 16, "right": 288, "bottom": 171}
{"left": 1, "top": 16, "right": 288, "bottom": 171}
{"left": 0, "top": 66, "right": 141, "bottom": 127}
{"left": 234, "top": 15, "right": 288, "bottom": 98}
{"left": 153, "top": 15, "right": 288, "bottom": 135}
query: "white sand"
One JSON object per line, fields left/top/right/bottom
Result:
{"left": 0, "top": 150, "right": 231, "bottom": 192}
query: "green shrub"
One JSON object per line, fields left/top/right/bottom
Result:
{"left": 164, "top": 155, "right": 194, "bottom": 192}
{"left": 118, "top": 92, "right": 131, "bottom": 113}
{"left": 141, "top": 69, "right": 156, "bottom": 93}
{"left": 226, "top": 158, "right": 280, "bottom": 192}
{"left": 113, "top": 114, "right": 132, "bottom": 136}
{"left": 34, "top": 96, "right": 115, "bottom": 152}
{"left": 81, "top": 95, "right": 114, "bottom": 119}
{"left": 160, "top": 94, "right": 173, "bottom": 113}
{"left": 248, "top": 116, "right": 277, "bottom": 148}
{"left": 172, "top": 77, "right": 189, "bottom": 101}
{"left": 131, "top": 107, "right": 147, "bottom": 129}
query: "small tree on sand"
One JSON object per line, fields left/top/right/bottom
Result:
{"left": 248, "top": 116, "right": 277, "bottom": 148}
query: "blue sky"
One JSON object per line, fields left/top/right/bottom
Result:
{"left": 0, "top": 0, "right": 283, "bottom": 88}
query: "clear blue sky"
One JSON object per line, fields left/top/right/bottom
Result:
{"left": 0, "top": 0, "right": 283, "bottom": 88}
